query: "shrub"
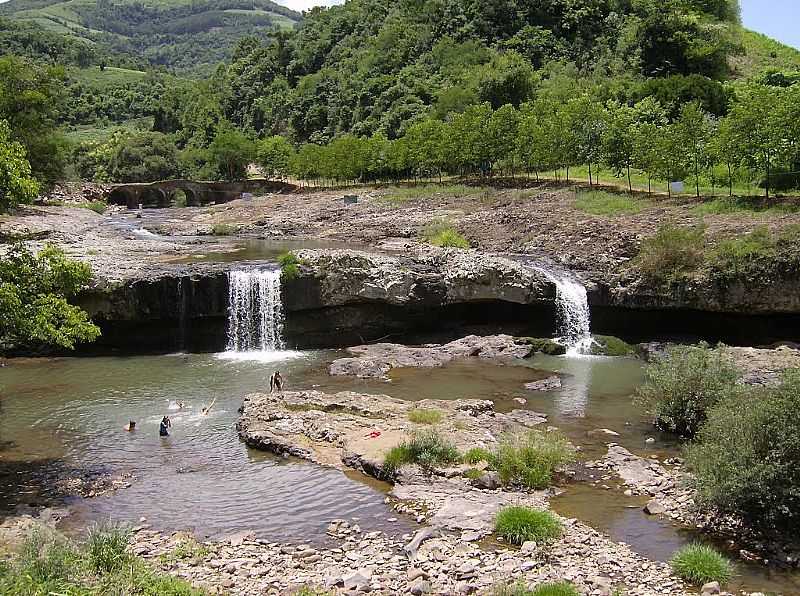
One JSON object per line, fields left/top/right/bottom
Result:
{"left": 211, "top": 223, "right": 235, "bottom": 236}
{"left": 278, "top": 251, "right": 302, "bottom": 281}
{"left": 670, "top": 544, "right": 732, "bottom": 586}
{"left": 493, "top": 430, "right": 575, "bottom": 489}
{"left": 422, "top": 220, "right": 470, "bottom": 249}
{"left": 382, "top": 430, "right": 460, "bottom": 477}
{"left": 87, "top": 524, "right": 131, "bottom": 573}
{"left": 685, "top": 371, "right": 800, "bottom": 533}
{"left": 494, "top": 506, "right": 562, "bottom": 545}
{"left": 531, "top": 583, "right": 581, "bottom": 596}
{"left": 636, "top": 224, "right": 706, "bottom": 283}
{"left": 635, "top": 343, "right": 739, "bottom": 437}
{"left": 463, "top": 447, "right": 493, "bottom": 465}
{"left": 407, "top": 408, "right": 443, "bottom": 425}
{"left": 575, "top": 190, "right": 648, "bottom": 216}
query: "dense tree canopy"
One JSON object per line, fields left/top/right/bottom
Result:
{"left": 0, "top": 120, "right": 39, "bottom": 212}
{"left": 0, "top": 243, "right": 100, "bottom": 353}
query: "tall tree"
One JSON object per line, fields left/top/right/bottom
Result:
{"left": 0, "top": 120, "right": 40, "bottom": 212}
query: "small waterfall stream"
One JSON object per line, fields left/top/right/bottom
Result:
{"left": 531, "top": 265, "right": 594, "bottom": 356}
{"left": 226, "top": 269, "right": 286, "bottom": 353}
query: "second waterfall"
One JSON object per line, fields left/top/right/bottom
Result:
{"left": 226, "top": 269, "right": 285, "bottom": 352}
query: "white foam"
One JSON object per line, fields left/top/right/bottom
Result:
{"left": 216, "top": 350, "right": 304, "bottom": 363}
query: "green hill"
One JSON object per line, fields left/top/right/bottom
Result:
{"left": 731, "top": 28, "right": 800, "bottom": 79}
{"left": 0, "top": 0, "right": 301, "bottom": 75}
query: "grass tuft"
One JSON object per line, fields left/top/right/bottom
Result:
{"left": 407, "top": 408, "right": 443, "bottom": 425}
{"left": 278, "top": 251, "right": 303, "bottom": 281}
{"left": 670, "top": 544, "right": 732, "bottom": 586}
{"left": 87, "top": 523, "right": 131, "bottom": 573}
{"left": 494, "top": 506, "right": 562, "bottom": 546}
{"left": 422, "top": 220, "right": 470, "bottom": 249}
{"left": 493, "top": 430, "right": 575, "bottom": 490}
{"left": 575, "top": 190, "right": 648, "bottom": 216}
{"left": 382, "top": 429, "right": 460, "bottom": 477}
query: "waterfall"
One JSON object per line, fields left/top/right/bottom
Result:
{"left": 226, "top": 269, "right": 285, "bottom": 352}
{"left": 530, "top": 265, "right": 594, "bottom": 356}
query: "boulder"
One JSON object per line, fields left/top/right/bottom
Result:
{"left": 525, "top": 375, "right": 562, "bottom": 391}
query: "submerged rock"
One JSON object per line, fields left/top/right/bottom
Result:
{"left": 525, "top": 375, "right": 562, "bottom": 391}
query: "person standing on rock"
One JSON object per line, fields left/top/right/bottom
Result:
{"left": 269, "top": 371, "right": 284, "bottom": 393}
{"left": 159, "top": 416, "right": 171, "bottom": 437}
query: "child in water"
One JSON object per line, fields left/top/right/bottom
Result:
{"left": 159, "top": 416, "right": 171, "bottom": 436}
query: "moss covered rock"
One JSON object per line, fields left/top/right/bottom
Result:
{"left": 516, "top": 337, "right": 567, "bottom": 356}
{"left": 590, "top": 335, "right": 636, "bottom": 357}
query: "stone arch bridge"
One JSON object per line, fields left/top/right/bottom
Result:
{"left": 106, "top": 179, "right": 298, "bottom": 209}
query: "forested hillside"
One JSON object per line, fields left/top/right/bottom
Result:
{"left": 0, "top": 0, "right": 300, "bottom": 74}
{"left": 2, "top": 0, "right": 800, "bottom": 202}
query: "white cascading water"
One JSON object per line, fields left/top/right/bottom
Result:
{"left": 532, "top": 266, "right": 594, "bottom": 356}
{"left": 226, "top": 269, "right": 285, "bottom": 352}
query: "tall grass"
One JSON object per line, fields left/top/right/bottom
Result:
{"left": 494, "top": 506, "right": 562, "bottom": 545}
{"left": 0, "top": 525, "right": 205, "bottom": 595}
{"left": 636, "top": 224, "right": 706, "bottom": 283}
{"left": 382, "top": 429, "right": 460, "bottom": 477}
{"left": 670, "top": 544, "right": 732, "bottom": 586}
{"left": 493, "top": 430, "right": 575, "bottom": 489}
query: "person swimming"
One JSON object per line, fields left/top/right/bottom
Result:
{"left": 159, "top": 416, "right": 171, "bottom": 437}
{"left": 124, "top": 420, "right": 136, "bottom": 432}
{"left": 201, "top": 397, "right": 217, "bottom": 416}
{"left": 269, "top": 371, "right": 283, "bottom": 393}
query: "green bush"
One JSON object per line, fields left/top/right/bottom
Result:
{"left": 278, "top": 251, "right": 303, "bottom": 281}
{"left": 686, "top": 371, "right": 800, "bottom": 533}
{"left": 636, "top": 224, "right": 706, "bottom": 283}
{"left": 575, "top": 190, "right": 648, "bottom": 216}
{"left": 493, "top": 430, "right": 575, "bottom": 489}
{"left": 531, "top": 583, "right": 581, "bottom": 596}
{"left": 494, "top": 506, "right": 562, "bottom": 545}
{"left": 382, "top": 429, "right": 460, "bottom": 477}
{"left": 407, "top": 408, "right": 443, "bottom": 425}
{"left": 87, "top": 524, "right": 131, "bottom": 573}
{"left": 635, "top": 343, "right": 739, "bottom": 437}
{"left": 670, "top": 544, "right": 732, "bottom": 586}
{"left": 422, "top": 221, "right": 470, "bottom": 249}
{"left": 0, "top": 243, "right": 101, "bottom": 353}
{"left": 210, "top": 223, "right": 235, "bottom": 236}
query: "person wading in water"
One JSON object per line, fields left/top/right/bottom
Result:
{"left": 159, "top": 416, "right": 171, "bottom": 437}
{"left": 269, "top": 371, "right": 284, "bottom": 393}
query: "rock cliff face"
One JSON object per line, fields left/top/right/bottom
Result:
{"left": 76, "top": 264, "right": 230, "bottom": 353}
{"left": 281, "top": 249, "right": 558, "bottom": 347}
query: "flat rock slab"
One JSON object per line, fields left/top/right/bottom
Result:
{"left": 330, "top": 334, "right": 534, "bottom": 378}
{"left": 597, "top": 445, "right": 674, "bottom": 496}
{"left": 393, "top": 479, "right": 548, "bottom": 536}
{"left": 237, "top": 389, "right": 547, "bottom": 479}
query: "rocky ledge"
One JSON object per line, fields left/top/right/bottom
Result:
{"left": 329, "top": 334, "right": 534, "bottom": 379}
{"left": 286, "top": 248, "right": 555, "bottom": 310}
{"left": 236, "top": 389, "right": 547, "bottom": 479}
